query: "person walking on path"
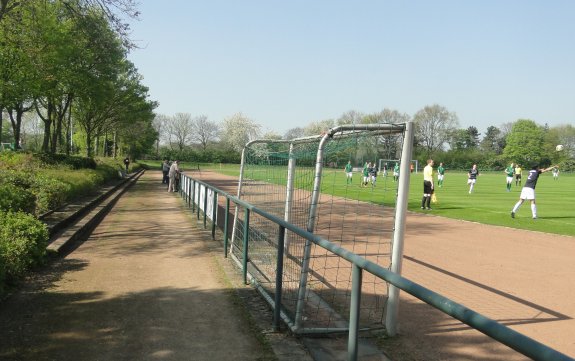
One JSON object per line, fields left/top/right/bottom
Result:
{"left": 421, "top": 159, "right": 434, "bottom": 210}
{"left": 437, "top": 162, "right": 445, "bottom": 187}
{"left": 505, "top": 162, "right": 514, "bottom": 192}
{"left": 467, "top": 164, "right": 479, "bottom": 194}
{"left": 123, "top": 157, "right": 130, "bottom": 173}
{"left": 345, "top": 160, "right": 353, "bottom": 184}
{"left": 162, "top": 159, "right": 171, "bottom": 184}
{"left": 511, "top": 164, "right": 557, "bottom": 219}
{"left": 168, "top": 160, "right": 180, "bottom": 192}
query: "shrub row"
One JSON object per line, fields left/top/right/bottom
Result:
{"left": 0, "top": 211, "right": 49, "bottom": 294}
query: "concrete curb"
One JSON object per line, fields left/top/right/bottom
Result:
{"left": 46, "top": 170, "right": 144, "bottom": 256}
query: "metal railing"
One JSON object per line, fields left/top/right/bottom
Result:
{"left": 178, "top": 173, "right": 573, "bottom": 361}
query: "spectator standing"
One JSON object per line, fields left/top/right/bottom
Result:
{"left": 162, "top": 160, "right": 171, "bottom": 184}
{"left": 168, "top": 160, "right": 180, "bottom": 192}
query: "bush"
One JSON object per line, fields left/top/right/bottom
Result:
{"left": 0, "top": 183, "right": 35, "bottom": 214}
{"left": 31, "top": 176, "right": 71, "bottom": 214}
{"left": 0, "top": 211, "right": 49, "bottom": 290}
{"left": 37, "top": 153, "right": 97, "bottom": 169}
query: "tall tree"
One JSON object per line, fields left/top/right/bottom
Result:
{"left": 466, "top": 126, "right": 480, "bottom": 149}
{"left": 165, "top": 113, "right": 194, "bottom": 152}
{"left": 220, "top": 112, "right": 261, "bottom": 152}
{"left": 413, "top": 104, "right": 459, "bottom": 156}
{"left": 503, "top": 119, "right": 545, "bottom": 165}
{"left": 191, "top": 115, "right": 219, "bottom": 151}
{"left": 480, "top": 125, "right": 504, "bottom": 154}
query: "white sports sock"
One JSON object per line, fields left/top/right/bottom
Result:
{"left": 531, "top": 204, "right": 537, "bottom": 218}
{"left": 512, "top": 201, "right": 522, "bottom": 213}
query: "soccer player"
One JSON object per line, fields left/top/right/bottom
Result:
{"left": 345, "top": 160, "right": 353, "bottom": 184}
{"left": 370, "top": 164, "right": 378, "bottom": 187}
{"left": 467, "top": 164, "right": 479, "bottom": 194}
{"left": 437, "top": 162, "right": 445, "bottom": 187}
{"left": 514, "top": 164, "right": 522, "bottom": 186}
{"left": 362, "top": 162, "right": 369, "bottom": 187}
{"left": 511, "top": 164, "right": 557, "bottom": 219}
{"left": 393, "top": 162, "right": 400, "bottom": 182}
{"left": 421, "top": 159, "right": 434, "bottom": 210}
{"left": 504, "top": 162, "right": 514, "bottom": 191}
{"left": 552, "top": 167, "right": 559, "bottom": 180}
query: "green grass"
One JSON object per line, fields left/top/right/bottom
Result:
{"left": 196, "top": 163, "right": 575, "bottom": 237}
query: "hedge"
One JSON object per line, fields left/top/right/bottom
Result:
{"left": 0, "top": 211, "right": 49, "bottom": 292}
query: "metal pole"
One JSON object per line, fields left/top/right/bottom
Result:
{"left": 197, "top": 185, "right": 201, "bottom": 220}
{"left": 284, "top": 143, "right": 295, "bottom": 252}
{"left": 386, "top": 121, "right": 414, "bottom": 336}
{"left": 274, "top": 225, "right": 286, "bottom": 331}
{"left": 188, "top": 176, "right": 192, "bottom": 207}
{"left": 203, "top": 187, "right": 208, "bottom": 228}
{"left": 242, "top": 208, "right": 250, "bottom": 285}
{"left": 191, "top": 180, "right": 196, "bottom": 212}
{"left": 211, "top": 192, "right": 217, "bottom": 239}
{"left": 231, "top": 146, "right": 248, "bottom": 253}
{"left": 224, "top": 198, "right": 230, "bottom": 258}
{"left": 348, "top": 264, "right": 362, "bottom": 361}
{"left": 295, "top": 132, "right": 331, "bottom": 329}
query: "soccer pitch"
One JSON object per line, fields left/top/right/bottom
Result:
{"left": 200, "top": 164, "right": 575, "bottom": 237}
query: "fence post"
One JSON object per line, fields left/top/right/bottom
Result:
{"left": 191, "top": 180, "right": 196, "bottom": 212}
{"left": 224, "top": 198, "right": 230, "bottom": 258}
{"left": 187, "top": 176, "right": 192, "bottom": 207}
{"left": 348, "top": 264, "right": 362, "bottom": 361}
{"left": 203, "top": 188, "right": 208, "bottom": 228}
{"left": 197, "top": 185, "right": 201, "bottom": 220}
{"left": 242, "top": 209, "right": 250, "bottom": 285}
{"left": 211, "top": 192, "right": 217, "bottom": 239}
{"left": 274, "top": 225, "right": 286, "bottom": 331}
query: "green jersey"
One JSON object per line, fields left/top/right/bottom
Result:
{"left": 345, "top": 163, "right": 352, "bottom": 172}
{"left": 505, "top": 166, "right": 514, "bottom": 177}
{"left": 437, "top": 166, "right": 445, "bottom": 175}
{"left": 394, "top": 164, "right": 400, "bottom": 173}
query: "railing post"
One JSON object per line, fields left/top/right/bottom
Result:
{"left": 197, "top": 185, "right": 201, "bottom": 220}
{"left": 242, "top": 209, "right": 250, "bottom": 285}
{"left": 191, "top": 180, "right": 196, "bottom": 212}
{"left": 223, "top": 198, "right": 230, "bottom": 258}
{"left": 211, "top": 192, "right": 217, "bottom": 239}
{"left": 203, "top": 187, "right": 208, "bottom": 228}
{"left": 348, "top": 264, "right": 362, "bottom": 361}
{"left": 274, "top": 225, "right": 286, "bottom": 331}
{"left": 187, "top": 176, "right": 192, "bottom": 207}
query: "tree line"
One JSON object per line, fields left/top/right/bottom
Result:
{"left": 152, "top": 105, "right": 573, "bottom": 171}
{"left": 0, "top": 0, "right": 157, "bottom": 159}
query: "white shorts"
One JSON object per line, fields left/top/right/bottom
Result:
{"left": 506, "top": 176, "right": 513, "bottom": 183}
{"left": 519, "top": 187, "right": 535, "bottom": 200}
{"left": 393, "top": 171, "right": 399, "bottom": 176}
{"left": 346, "top": 172, "right": 352, "bottom": 177}
{"left": 467, "top": 179, "right": 476, "bottom": 185}
{"left": 438, "top": 174, "right": 444, "bottom": 181}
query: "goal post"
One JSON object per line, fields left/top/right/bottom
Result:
{"left": 230, "top": 122, "right": 415, "bottom": 335}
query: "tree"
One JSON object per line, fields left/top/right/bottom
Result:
{"left": 413, "top": 104, "right": 459, "bottom": 156}
{"left": 165, "top": 113, "right": 194, "bottom": 152}
{"left": 503, "top": 119, "right": 545, "bottom": 165}
{"left": 466, "top": 126, "right": 480, "bottom": 149}
{"left": 448, "top": 129, "right": 469, "bottom": 151}
{"left": 337, "top": 110, "right": 364, "bottom": 126}
{"left": 303, "top": 119, "right": 335, "bottom": 136}
{"left": 480, "top": 126, "right": 504, "bottom": 154}
{"left": 220, "top": 113, "right": 261, "bottom": 152}
{"left": 283, "top": 127, "right": 304, "bottom": 140}
{"left": 191, "top": 115, "right": 219, "bottom": 151}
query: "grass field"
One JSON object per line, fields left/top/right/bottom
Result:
{"left": 144, "top": 161, "right": 575, "bottom": 237}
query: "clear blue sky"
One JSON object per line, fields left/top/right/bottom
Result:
{"left": 127, "top": 1, "right": 575, "bottom": 136}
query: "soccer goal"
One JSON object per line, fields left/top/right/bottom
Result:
{"left": 229, "top": 122, "right": 414, "bottom": 334}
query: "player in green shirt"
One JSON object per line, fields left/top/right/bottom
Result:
{"left": 437, "top": 162, "right": 445, "bottom": 187}
{"left": 393, "top": 163, "right": 400, "bottom": 182}
{"left": 344, "top": 161, "right": 353, "bottom": 184}
{"left": 505, "top": 162, "right": 514, "bottom": 191}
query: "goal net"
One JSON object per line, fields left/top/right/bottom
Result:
{"left": 229, "top": 123, "right": 413, "bottom": 334}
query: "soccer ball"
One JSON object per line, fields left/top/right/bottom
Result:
{"left": 556, "top": 144, "right": 564, "bottom": 151}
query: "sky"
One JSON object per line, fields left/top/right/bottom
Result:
{"left": 127, "top": 0, "right": 575, "bottom": 136}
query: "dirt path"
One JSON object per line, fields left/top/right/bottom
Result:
{"left": 0, "top": 171, "right": 275, "bottom": 361}
{"left": 194, "top": 169, "right": 575, "bottom": 361}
